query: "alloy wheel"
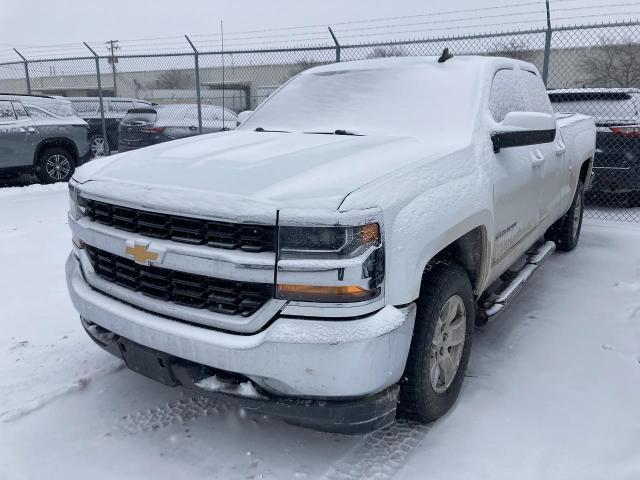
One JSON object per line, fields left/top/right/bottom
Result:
{"left": 429, "top": 294, "right": 467, "bottom": 393}
{"left": 91, "top": 136, "right": 105, "bottom": 157}
{"left": 45, "top": 154, "right": 71, "bottom": 181}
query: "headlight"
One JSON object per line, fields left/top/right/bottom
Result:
{"left": 278, "top": 224, "right": 380, "bottom": 259}
{"left": 68, "top": 183, "right": 86, "bottom": 221}
{"left": 276, "top": 223, "right": 384, "bottom": 303}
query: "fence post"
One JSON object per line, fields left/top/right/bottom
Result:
{"left": 185, "top": 35, "right": 203, "bottom": 134}
{"left": 13, "top": 49, "right": 31, "bottom": 95}
{"left": 542, "top": 0, "right": 552, "bottom": 86}
{"left": 328, "top": 26, "right": 341, "bottom": 62}
{"left": 84, "top": 42, "right": 110, "bottom": 156}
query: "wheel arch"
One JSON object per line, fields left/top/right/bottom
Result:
{"left": 579, "top": 156, "right": 593, "bottom": 190}
{"left": 33, "top": 137, "right": 79, "bottom": 166}
{"left": 420, "top": 225, "right": 490, "bottom": 298}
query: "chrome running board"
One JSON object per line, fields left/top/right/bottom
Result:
{"left": 484, "top": 241, "right": 556, "bottom": 318}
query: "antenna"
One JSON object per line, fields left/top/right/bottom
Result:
{"left": 438, "top": 47, "right": 453, "bottom": 63}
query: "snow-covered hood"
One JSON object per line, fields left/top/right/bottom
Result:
{"left": 74, "top": 130, "right": 463, "bottom": 216}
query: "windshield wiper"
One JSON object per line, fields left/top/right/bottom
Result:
{"left": 254, "top": 127, "right": 290, "bottom": 133}
{"left": 304, "top": 129, "right": 364, "bottom": 136}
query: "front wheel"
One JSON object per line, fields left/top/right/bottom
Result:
{"left": 546, "top": 179, "right": 585, "bottom": 252}
{"left": 399, "top": 261, "right": 474, "bottom": 422}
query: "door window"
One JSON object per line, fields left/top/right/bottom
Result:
{"left": 0, "top": 100, "right": 15, "bottom": 120}
{"left": 489, "top": 69, "right": 552, "bottom": 122}
{"left": 12, "top": 102, "right": 29, "bottom": 119}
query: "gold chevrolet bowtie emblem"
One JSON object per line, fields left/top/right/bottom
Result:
{"left": 125, "top": 243, "right": 159, "bottom": 265}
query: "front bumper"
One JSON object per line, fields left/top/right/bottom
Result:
{"left": 82, "top": 320, "right": 401, "bottom": 434}
{"left": 66, "top": 253, "right": 416, "bottom": 400}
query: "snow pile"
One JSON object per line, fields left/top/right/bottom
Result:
{"left": 0, "top": 182, "right": 67, "bottom": 198}
{"left": 195, "top": 376, "right": 264, "bottom": 399}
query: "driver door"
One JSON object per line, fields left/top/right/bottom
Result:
{"left": 489, "top": 70, "right": 542, "bottom": 265}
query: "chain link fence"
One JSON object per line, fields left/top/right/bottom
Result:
{"left": 1, "top": 21, "right": 639, "bottom": 221}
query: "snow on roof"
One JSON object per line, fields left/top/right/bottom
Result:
{"left": 304, "top": 55, "right": 532, "bottom": 75}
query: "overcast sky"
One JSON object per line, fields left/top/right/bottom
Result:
{"left": 0, "top": 0, "right": 635, "bottom": 56}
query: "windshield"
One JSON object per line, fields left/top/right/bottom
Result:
{"left": 238, "top": 66, "right": 479, "bottom": 138}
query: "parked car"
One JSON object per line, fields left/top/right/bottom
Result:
{"left": 118, "top": 104, "right": 238, "bottom": 151}
{"left": 66, "top": 55, "right": 596, "bottom": 434}
{"left": 0, "top": 94, "right": 90, "bottom": 183}
{"left": 549, "top": 88, "right": 640, "bottom": 205}
{"left": 67, "top": 97, "right": 152, "bottom": 157}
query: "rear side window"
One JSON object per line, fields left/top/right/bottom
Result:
{"left": 489, "top": 69, "right": 552, "bottom": 122}
{"left": 122, "top": 109, "right": 157, "bottom": 125}
{"left": 25, "top": 106, "right": 55, "bottom": 119}
{"left": 0, "top": 100, "right": 15, "bottom": 120}
{"left": 12, "top": 101, "right": 29, "bottom": 119}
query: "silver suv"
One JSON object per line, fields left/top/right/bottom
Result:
{"left": 0, "top": 94, "right": 90, "bottom": 183}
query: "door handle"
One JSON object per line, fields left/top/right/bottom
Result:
{"left": 19, "top": 127, "right": 37, "bottom": 134}
{"left": 189, "top": 125, "right": 198, "bottom": 131}
{"left": 531, "top": 149, "right": 545, "bottom": 167}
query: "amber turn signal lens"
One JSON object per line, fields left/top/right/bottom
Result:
{"left": 360, "top": 223, "right": 380, "bottom": 243}
{"left": 72, "top": 237, "right": 86, "bottom": 249}
{"left": 276, "top": 284, "right": 380, "bottom": 303}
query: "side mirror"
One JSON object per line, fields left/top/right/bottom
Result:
{"left": 237, "top": 110, "right": 253, "bottom": 126}
{"left": 492, "top": 112, "right": 556, "bottom": 153}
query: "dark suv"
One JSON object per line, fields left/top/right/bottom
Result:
{"left": 0, "top": 94, "right": 90, "bottom": 183}
{"left": 68, "top": 97, "right": 151, "bottom": 157}
{"left": 549, "top": 88, "right": 640, "bottom": 206}
{"left": 118, "top": 104, "right": 237, "bottom": 152}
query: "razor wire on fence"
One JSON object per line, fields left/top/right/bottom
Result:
{"left": 0, "top": 21, "right": 639, "bottom": 221}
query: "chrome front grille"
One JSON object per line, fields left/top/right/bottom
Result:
{"left": 86, "top": 246, "right": 273, "bottom": 317}
{"left": 83, "top": 198, "right": 276, "bottom": 252}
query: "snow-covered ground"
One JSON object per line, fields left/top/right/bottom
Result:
{"left": 0, "top": 183, "right": 639, "bottom": 480}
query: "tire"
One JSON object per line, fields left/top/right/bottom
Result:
{"left": 89, "top": 134, "right": 106, "bottom": 158}
{"left": 546, "top": 179, "right": 585, "bottom": 252}
{"left": 35, "top": 147, "right": 75, "bottom": 184}
{"left": 399, "top": 261, "right": 475, "bottom": 422}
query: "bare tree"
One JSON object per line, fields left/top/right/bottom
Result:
{"left": 153, "top": 70, "right": 194, "bottom": 89}
{"left": 579, "top": 36, "right": 640, "bottom": 87}
{"left": 366, "top": 46, "right": 406, "bottom": 59}
{"left": 488, "top": 39, "right": 536, "bottom": 63}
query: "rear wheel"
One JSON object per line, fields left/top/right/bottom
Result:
{"left": 35, "top": 147, "right": 75, "bottom": 184}
{"left": 89, "top": 134, "right": 106, "bottom": 158}
{"left": 399, "top": 261, "right": 474, "bottom": 422}
{"left": 546, "top": 180, "right": 584, "bottom": 252}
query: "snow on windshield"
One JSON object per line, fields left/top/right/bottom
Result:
{"left": 240, "top": 64, "right": 480, "bottom": 139}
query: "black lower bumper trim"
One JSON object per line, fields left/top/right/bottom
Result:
{"left": 81, "top": 317, "right": 398, "bottom": 435}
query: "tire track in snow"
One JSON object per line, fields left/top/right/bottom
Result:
{"left": 320, "top": 420, "right": 431, "bottom": 480}
{"left": 0, "top": 362, "right": 125, "bottom": 423}
{"left": 113, "top": 394, "right": 231, "bottom": 434}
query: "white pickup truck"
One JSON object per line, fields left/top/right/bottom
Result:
{"left": 66, "top": 54, "right": 596, "bottom": 434}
